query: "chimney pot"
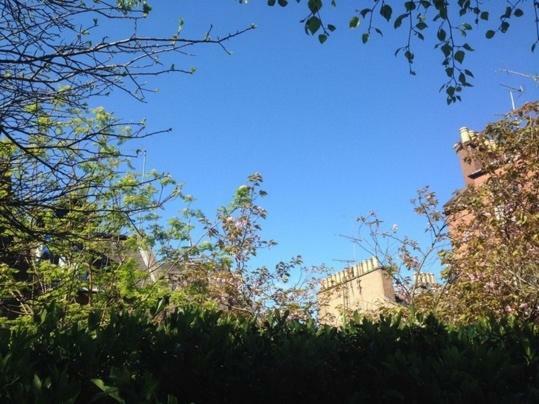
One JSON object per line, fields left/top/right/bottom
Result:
{"left": 459, "top": 127, "right": 470, "bottom": 143}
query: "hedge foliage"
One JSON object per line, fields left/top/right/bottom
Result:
{"left": 1, "top": 307, "right": 538, "bottom": 403}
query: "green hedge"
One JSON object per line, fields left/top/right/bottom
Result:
{"left": 1, "top": 307, "right": 538, "bottom": 403}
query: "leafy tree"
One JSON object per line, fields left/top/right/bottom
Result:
{"left": 338, "top": 187, "right": 448, "bottom": 319}
{"left": 259, "top": 0, "right": 539, "bottom": 103}
{"left": 0, "top": 0, "right": 253, "bottom": 318}
{"left": 343, "top": 103, "right": 538, "bottom": 323}
{"left": 142, "top": 173, "right": 329, "bottom": 319}
{"left": 0, "top": 0, "right": 252, "bottom": 242}
{"left": 443, "top": 101, "right": 539, "bottom": 322}
{"left": 0, "top": 107, "right": 182, "bottom": 318}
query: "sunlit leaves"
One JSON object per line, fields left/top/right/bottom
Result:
{"left": 444, "top": 103, "right": 539, "bottom": 320}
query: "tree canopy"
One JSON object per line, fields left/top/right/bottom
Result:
{"left": 0, "top": 0, "right": 537, "bottom": 325}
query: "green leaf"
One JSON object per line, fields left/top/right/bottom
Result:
{"left": 480, "top": 11, "right": 489, "bottom": 20}
{"left": 360, "top": 8, "right": 371, "bottom": 18}
{"left": 142, "top": 2, "right": 152, "bottom": 15}
{"left": 405, "top": 1, "right": 416, "bottom": 11}
{"left": 267, "top": 0, "right": 276, "bottom": 5}
{"left": 318, "top": 34, "right": 328, "bottom": 44}
{"left": 380, "top": 4, "right": 392, "bottom": 22}
{"left": 278, "top": 0, "right": 288, "bottom": 6}
{"left": 437, "top": 29, "right": 446, "bottom": 41}
{"left": 362, "top": 33, "right": 369, "bottom": 44}
{"left": 485, "top": 30, "right": 495, "bottom": 39}
{"left": 463, "top": 43, "right": 474, "bottom": 51}
{"left": 441, "top": 43, "right": 452, "bottom": 57}
{"left": 349, "top": 16, "right": 360, "bottom": 29}
{"left": 33, "top": 374, "right": 42, "bottom": 390}
{"left": 327, "top": 24, "right": 336, "bottom": 32}
{"left": 92, "top": 379, "right": 126, "bottom": 404}
{"left": 394, "top": 14, "right": 407, "bottom": 29}
{"left": 306, "top": 16, "right": 322, "bottom": 34}
{"left": 308, "top": 0, "right": 322, "bottom": 14}
{"left": 514, "top": 8, "right": 523, "bottom": 17}
{"left": 454, "top": 50, "right": 465, "bottom": 63}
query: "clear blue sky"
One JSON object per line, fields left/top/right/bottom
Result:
{"left": 100, "top": 1, "right": 538, "bottom": 273}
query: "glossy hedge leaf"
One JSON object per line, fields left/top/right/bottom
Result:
{"left": 380, "top": 4, "right": 392, "bottom": 22}
{"left": 92, "top": 379, "right": 125, "bottom": 403}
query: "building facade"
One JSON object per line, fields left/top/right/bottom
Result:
{"left": 317, "top": 257, "right": 396, "bottom": 326}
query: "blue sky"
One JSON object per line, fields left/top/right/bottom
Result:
{"left": 99, "top": 1, "right": 538, "bottom": 273}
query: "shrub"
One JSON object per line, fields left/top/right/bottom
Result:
{"left": 1, "top": 307, "right": 538, "bottom": 403}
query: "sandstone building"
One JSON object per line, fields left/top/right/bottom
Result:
{"left": 317, "top": 257, "right": 396, "bottom": 326}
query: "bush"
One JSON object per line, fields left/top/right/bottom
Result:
{"left": 1, "top": 307, "right": 538, "bottom": 403}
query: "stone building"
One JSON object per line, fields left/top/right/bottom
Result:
{"left": 317, "top": 257, "right": 396, "bottom": 326}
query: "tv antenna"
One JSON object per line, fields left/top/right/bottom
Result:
{"left": 499, "top": 69, "right": 539, "bottom": 85}
{"left": 135, "top": 148, "right": 147, "bottom": 180}
{"left": 332, "top": 258, "right": 356, "bottom": 267}
{"left": 500, "top": 83, "right": 524, "bottom": 111}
